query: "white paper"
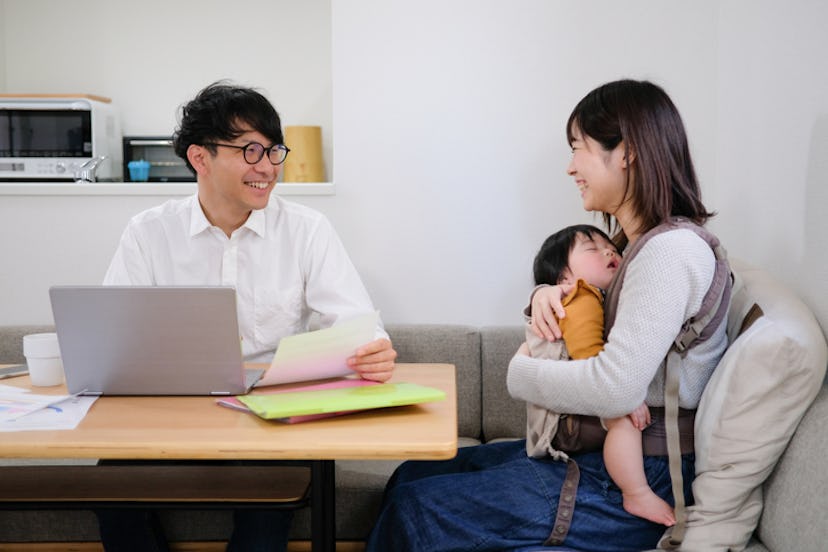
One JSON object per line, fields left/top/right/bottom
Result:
{"left": 0, "top": 384, "right": 28, "bottom": 394}
{"left": 0, "top": 389, "right": 98, "bottom": 431}
{"left": 255, "top": 311, "right": 379, "bottom": 387}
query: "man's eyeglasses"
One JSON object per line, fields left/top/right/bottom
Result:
{"left": 204, "top": 142, "right": 290, "bottom": 165}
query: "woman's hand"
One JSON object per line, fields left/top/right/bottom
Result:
{"left": 529, "top": 284, "right": 572, "bottom": 341}
{"left": 347, "top": 338, "right": 397, "bottom": 382}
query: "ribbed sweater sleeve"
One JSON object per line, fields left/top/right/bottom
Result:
{"left": 507, "top": 229, "right": 726, "bottom": 419}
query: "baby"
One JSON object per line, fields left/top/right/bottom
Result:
{"left": 525, "top": 224, "right": 675, "bottom": 526}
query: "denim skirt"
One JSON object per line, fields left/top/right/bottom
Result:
{"left": 366, "top": 439, "right": 694, "bottom": 552}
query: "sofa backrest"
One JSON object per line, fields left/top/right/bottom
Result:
{"left": 758, "top": 383, "right": 827, "bottom": 551}
{"left": 385, "top": 324, "right": 482, "bottom": 440}
{"left": 480, "top": 325, "right": 526, "bottom": 441}
{"left": 0, "top": 325, "right": 55, "bottom": 364}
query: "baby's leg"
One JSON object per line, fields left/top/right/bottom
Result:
{"left": 603, "top": 416, "right": 676, "bottom": 526}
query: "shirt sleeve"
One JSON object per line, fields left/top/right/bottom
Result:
{"left": 507, "top": 230, "right": 715, "bottom": 419}
{"left": 300, "top": 215, "right": 389, "bottom": 341}
{"left": 102, "top": 222, "right": 155, "bottom": 285}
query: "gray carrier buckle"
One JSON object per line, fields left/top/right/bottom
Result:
{"left": 674, "top": 321, "right": 703, "bottom": 353}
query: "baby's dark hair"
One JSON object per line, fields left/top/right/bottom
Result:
{"left": 533, "top": 224, "right": 617, "bottom": 285}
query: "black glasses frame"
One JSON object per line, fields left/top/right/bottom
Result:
{"left": 204, "top": 141, "right": 291, "bottom": 165}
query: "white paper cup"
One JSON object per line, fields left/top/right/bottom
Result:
{"left": 23, "top": 333, "right": 65, "bottom": 387}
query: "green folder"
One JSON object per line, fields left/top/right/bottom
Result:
{"left": 237, "top": 382, "right": 446, "bottom": 420}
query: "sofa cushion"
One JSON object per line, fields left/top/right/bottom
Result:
{"left": 682, "top": 260, "right": 828, "bottom": 551}
{"left": 385, "top": 324, "right": 481, "bottom": 439}
{"left": 480, "top": 326, "right": 526, "bottom": 442}
{"left": 756, "top": 384, "right": 828, "bottom": 551}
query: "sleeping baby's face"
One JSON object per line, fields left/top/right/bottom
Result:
{"left": 560, "top": 233, "right": 620, "bottom": 290}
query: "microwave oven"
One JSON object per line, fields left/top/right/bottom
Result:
{"left": 0, "top": 94, "right": 122, "bottom": 181}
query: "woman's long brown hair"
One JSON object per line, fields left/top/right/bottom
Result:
{"left": 567, "top": 79, "right": 714, "bottom": 249}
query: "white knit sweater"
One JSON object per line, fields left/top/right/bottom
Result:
{"left": 507, "top": 228, "right": 729, "bottom": 419}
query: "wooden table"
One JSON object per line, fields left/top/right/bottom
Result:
{"left": 0, "top": 363, "right": 458, "bottom": 551}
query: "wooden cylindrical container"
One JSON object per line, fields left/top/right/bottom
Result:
{"left": 283, "top": 126, "right": 326, "bottom": 183}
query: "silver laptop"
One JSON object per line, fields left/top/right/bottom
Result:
{"left": 49, "top": 286, "right": 263, "bottom": 396}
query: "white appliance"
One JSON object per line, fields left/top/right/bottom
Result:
{"left": 0, "top": 94, "right": 122, "bottom": 181}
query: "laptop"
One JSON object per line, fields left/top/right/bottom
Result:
{"left": 49, "top": 286, "right": 264, "bottom": 396}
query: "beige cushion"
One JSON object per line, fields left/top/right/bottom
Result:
{"left": 680, "top": 259, "right": 827, "bottom": 551}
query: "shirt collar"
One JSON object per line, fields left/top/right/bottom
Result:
{"left": 243, "top": 208, "right": 266, "bottom": 238}
{"left": 188, "top": 194, "right": 267, "bottom": 238}
{"left": 189, "top": 194, "right": 212, "bottom": 237}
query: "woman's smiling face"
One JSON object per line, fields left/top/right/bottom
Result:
{"left": 566, "top": 126, "right": 631, "bottom": 219}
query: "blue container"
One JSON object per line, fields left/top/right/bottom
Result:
{"left": 127, "top": 160, "right": 151, "bottom": 182}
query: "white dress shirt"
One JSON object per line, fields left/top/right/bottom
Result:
{"left": 104, "top": 193, "right": 387, "bottom": 362}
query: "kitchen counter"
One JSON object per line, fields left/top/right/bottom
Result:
{"left": 0, "top": 181, "right": 335, "bottom": 196}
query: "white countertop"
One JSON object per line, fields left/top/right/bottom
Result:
{"left": 0, "top": 181, "right": 335, "bottom": 196}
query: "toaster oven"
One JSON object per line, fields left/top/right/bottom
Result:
{"left": 122, "top": 136, "right": 194, "bottom": 182}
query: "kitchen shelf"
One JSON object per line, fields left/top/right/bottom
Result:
{"left": 0, "top": 182, "right": 335, "bottom": 196}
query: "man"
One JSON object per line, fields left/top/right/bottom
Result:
{"left": 97, "top": 81, "right": 397, "bottom": 552}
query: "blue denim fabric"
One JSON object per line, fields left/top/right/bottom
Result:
{"left": 366, "top": 440, "right": 694, "bottom": 552}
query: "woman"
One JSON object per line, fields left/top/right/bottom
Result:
{"left": 365, "top": 79, "right": 729, "bottom": 552}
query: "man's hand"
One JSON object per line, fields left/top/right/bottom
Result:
{"left": 347, "top": 338, "right": 397, "bottom": 382}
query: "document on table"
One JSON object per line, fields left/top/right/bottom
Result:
{"left": 255, "top": 311, "right": 379, "bottom": 387}
{"left": 0, "top": 384, "right": 98, "bottom": 431}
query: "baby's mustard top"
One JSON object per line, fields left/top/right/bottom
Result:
{"left": 559, "top": 279, "right": 605, "bottom": 360}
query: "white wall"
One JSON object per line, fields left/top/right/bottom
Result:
{"left": 710, "top": 0, "right": 828, "bottom": 336}
{"left": 1, "top": 0, "right": 826, "bottom": 339}
{"left": 0, "top": 1, "right": 5, "bottom": 90}
{"left": 0, "top": 0, "right": 333, "bottom": 172}
{"left": 324, "top": 0, "right": 720, "bottom": 327}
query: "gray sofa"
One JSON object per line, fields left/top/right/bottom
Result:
{"left": 1, "top": 264, "right": 826, "bottom": 551}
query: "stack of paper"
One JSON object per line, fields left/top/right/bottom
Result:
{"left": 255, "top": 311, "right": 380, "bottom": 387}
{"left": 217, "top": 378, "right": 377, "bottom": 423}
{"left": 0, "top": 384, "right": 97, "bottom": 431}
{"left": 216, "top": 312, "right": 446, "bottom": 423}
{"left": 234, "top": 381, "right": 445, "bottom": 423}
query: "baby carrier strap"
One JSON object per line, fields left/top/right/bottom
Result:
{"left": 603, "top": 217, "right": 731, "bottom": 341}
{"left": 603, "top": 217, "right": 732, "bottom": 550}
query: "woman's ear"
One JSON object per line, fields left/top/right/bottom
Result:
{"left": 622, "top": 143, "right": 636, "bottom": 168}
{"left": 187, "top": 144, "right": 209, "bottom": 176}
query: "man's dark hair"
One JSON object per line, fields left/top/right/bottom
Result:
{"left": 533, "top": 224, "right": 617, "bottom": 286}
{"left": 173, "top": 80, "right": 284, "bottom": 173}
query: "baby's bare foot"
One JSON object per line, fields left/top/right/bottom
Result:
{"left": 622, "top": 487, "right": 676, "bottom": 526}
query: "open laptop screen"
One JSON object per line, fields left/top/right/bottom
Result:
{"left": 49, "top": 286, "right": 259, "bottom": 396}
